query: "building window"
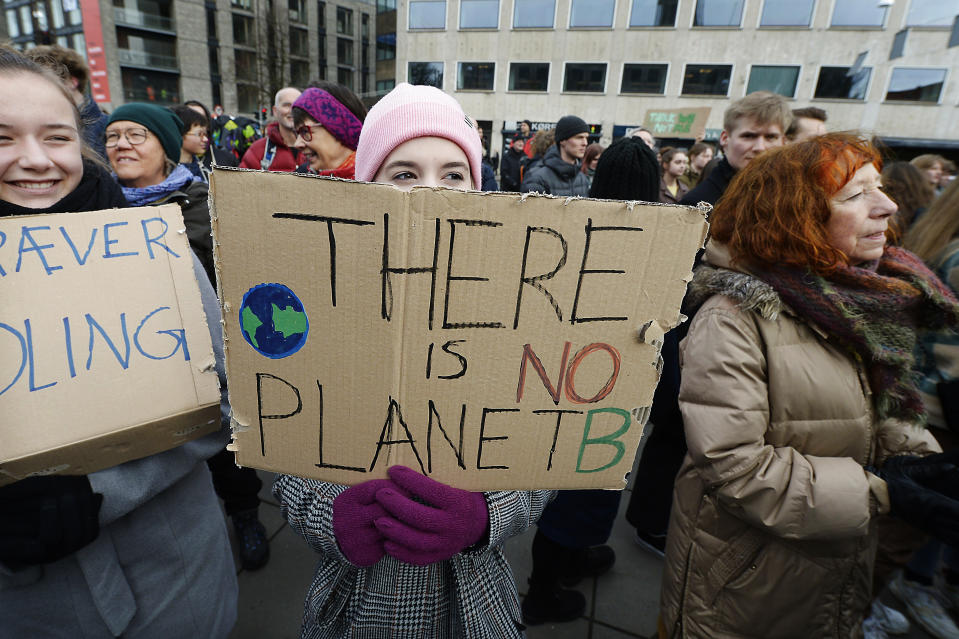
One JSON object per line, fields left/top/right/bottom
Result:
{"left": 682, "top": 64, "right": 732, "bottom": 95}
{"left": 234, "top": 49, "right": 257, "bottom": 81}
{"left": 122, "top": 68, "right": 180, "bottom": 104}
{"left": 291, "top": 59, "right": 310, "bottom": 85}
{"left": 831, "top": 0, "right": 886, "bottom": 27}
{"left": 336, "top": 6, "right": 353, "bottom": 34}
{"left": 377, "top": 79, "right": 396, "bottom": 93}
{"left": 460, "top": 0, "right": 498, "bottom": 28}
{"left": 116, "top": 31, "right": 178, "bottom": 70}
{"left": 760, "top": 0, "right": 814, "bottom": 26}
{"left": 570, "top": 0, "right": 614, "bottom": 27}
{"left": 318, "top": 34, "right": 328, "bottom": 79}
{"left": 232, "top": 13, "right": 255, "bottom": 45}
{"left": 230, "top": 0, "right": 252, "bottom": 10}
{"left": 408, "top": 61, "right": 444, "bottom": 87}
{"left": 563, "top": 62, "right": 606, "bottom": 92}
{"left": 746, "top": 65, "right": 799, "bottom": 97}
{"left": 409, "top": 0, "right": 445, "bottom": 28}
{"left": 457, "top": 62, "right": 495, "bottom": 90}
{"left": 621, "top": 63, "right": 668, "bottom": 94}
{"left": 290, "top": 27, "right": 309, "bottom": 57}
{"left": 337, "top": 67, "right": 353, "bottom": 90}
{"left": 693, "top": 0, "right": 744, "bottom": 26}
{"left": 317, "top": 1, "right": 325, "bottom": 28}
{"left": 629, "top": 0, "right": 677, "bottom": 27}
{"left": 236, "top": 83, "right": 258, "bottom": 112}
{"left": 288, "top": 0, "right": 306, "bottom": 23}
{"left": 361, "top": 12, "right": 370, "bottom": 38}
{"left": 513, "top": 0, "right": 554, "bottom": 28}
{"left": 377, "top": 0, "right": 396, "bottom": 11}
{"left": 907, "top": 0, "right": 959, "bottom": 27}
{"left": 377, "top": 33, "right": 396, "bottom": 59}
{"left": 508, "top": 62, "right": 549, "bottom": 91}
{"left": 337, "top": 37, "right": 353, "bottom": 66}
{"left": 814, "top": 66, "right": 871, "bottom": 100}
{"left": 886, "top": 68, "right": 946, "bottom": 102}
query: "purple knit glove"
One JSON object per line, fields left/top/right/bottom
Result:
{"left": 373, "top": 466, "right": 489, "bottom": 565}
{"left": 332, "top": 479, "right": 393, "bottom": 567}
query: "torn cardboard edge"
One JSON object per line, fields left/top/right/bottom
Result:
{"left": 0, "top": 403, "right": 220, "bottom": 486}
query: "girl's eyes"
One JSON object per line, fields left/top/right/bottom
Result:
{"left": 392, "top": 171, "right": 417, "bottom": 181}
{"left": 442, "top": 172, "right": 465, "bottom": 182}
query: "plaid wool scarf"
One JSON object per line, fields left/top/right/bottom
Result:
{"left": 761, "top": 246, "right": 959, "bottom": 422}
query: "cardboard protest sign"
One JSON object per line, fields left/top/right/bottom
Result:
{"left": 0, "top": 205, "right": 221, "bottom": 485}
{"left": 211, "top": 169, "right": 708, "bottom": 490}
{"left": 642, "top": 107, "right": 711, "bottom": 139}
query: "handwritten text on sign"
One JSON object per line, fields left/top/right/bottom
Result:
{"left": 211, "top": 170, "right": 707, "bottom": 490}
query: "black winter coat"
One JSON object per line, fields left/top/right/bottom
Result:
{"left": 500, "top": 148, "right": 524, "bottom": 192}
{"left": 520, "top": 146, "right": 590, "bottom": 197}
{"left": 679, "top": 156, "right": 736, "bottom": 207}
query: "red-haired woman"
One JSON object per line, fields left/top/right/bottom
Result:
{"left": 658, "top": 133, "right": 959, "bottom": 638}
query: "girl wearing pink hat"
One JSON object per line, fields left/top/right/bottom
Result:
{"left": 274, "top": 84, "right": 553, "bottom": 638}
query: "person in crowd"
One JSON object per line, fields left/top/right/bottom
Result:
{"left": 23, "top": 44, "right": 109, "bottom": 160}
{"left": 678, "top": 142, "right": 713, "bottom": 189}
{"left": 183, "top": 99, "right": 239, "bottom": 170}
{"left": 660, "top": 132, "right": 959, "bottom": 638}
{"left": 0, "top": 46, "right": 238, "bottom": 637}
{"left": 500, "top": 136, "right": 525, "bottom": 192}
{"left": 520, "top": 136, "right": 661, "bottom": 626}
{"left": 785, "top": 106, "right": 827, "bottom": 142}
{"left": 521, "top": 115, "right": 591, "bottom": 197}
{"left": 475, "top": 125, "right": 499, "bottom": 191}
{"left": 886, "top": 180, "right": 959, "bottom": 639}
{"left": 632, "top": 127, "right": 657, "bottom": 151}
{"left": 104, "top": 103, "right": 272, "bottom": 570}
{"left": 519, "top": 128, "right": 554, "bottom": 184}
{"left": 240, "top": 87, "right": 302, "bottom": 171}
{"left": 940, "top": 159, "right": 957, "bottom": 192}
{"left": 681, "top": 91, "right": 790, "bottom": 207}
{"left": 172, "top": 104, "right": 213, "bottom": 180}
{"left": 519, "top": 119, "right": 535, "bottom": 158}
{"left": 626, "top": 93, "right": 793, "bottom": 558}
{"left": 274, "top": 82, "right": 553, "bottom": 638}
{"left": 581, "top": 142, "right": 603, "bottom": 184}
{"left": 658, "top": 147, "right": 689, "bottom": 205}
{"left": 882, "top": 161, "right": 935, "bottom": 234}
{"left": 290, "top": 86, "right": 362, "bottom": 178}
{"left": 911, "top": 154, "right": 948, "bottom": 192}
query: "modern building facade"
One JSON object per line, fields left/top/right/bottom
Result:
{"left": 396, "top": 0, "right": 959, "bottom": 158}
{"left": 3, "top": 0, "right": 376, "bottom": 115}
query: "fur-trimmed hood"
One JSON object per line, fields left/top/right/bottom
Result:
{"left": 686, "top": 242, "right": 783, "bottom": 321}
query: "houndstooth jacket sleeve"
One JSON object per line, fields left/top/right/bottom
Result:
{"left": 273, "top": 474, "right": 554, "bottom": 638}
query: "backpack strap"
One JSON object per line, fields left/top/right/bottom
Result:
{"left": 260, "top": 138, "right": 276, "bottom": 170}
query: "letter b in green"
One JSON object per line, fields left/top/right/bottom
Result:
{"left": 575, "top": 408, "right": 631, "bottom": 473}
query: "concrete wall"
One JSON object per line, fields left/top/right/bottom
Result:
{"left": 397, "top": 0, "right": 959, "bottom": 153}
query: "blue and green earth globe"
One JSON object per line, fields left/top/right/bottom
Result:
{"left": 239, "top": 283, "right": 309, "bottom": 359}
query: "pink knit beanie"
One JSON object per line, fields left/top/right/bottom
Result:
{"left": 355, "top": 83, "right": 483, "bottom": 189}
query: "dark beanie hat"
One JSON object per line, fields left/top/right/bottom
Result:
{"left": 108, "top": 103, "right": 184, "bottom": 163}
{"left": 554, "top": 115, "right": 589, "bottom": 143}
{"left": 588, "top": 136, "right": 660, "bottom": 202}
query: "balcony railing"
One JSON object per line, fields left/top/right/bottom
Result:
{"left": 117, "top": 48, "right": 179, "bottom": 71}
{"left": 114, "top": 7, "right": 175, "bottom": 31}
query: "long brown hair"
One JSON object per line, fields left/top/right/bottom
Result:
{"left": 711, "top": 132, "right": 882, "bottom": 274}
{"left": 904, "top": 178, "right": 959, "bottom": 264}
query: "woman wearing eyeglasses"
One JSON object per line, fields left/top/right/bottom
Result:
{"left": 290, "top": 87, "right": 363, "bottom": 179}
{"left": 105, "top": 103, "right": 215, "bottom": 285}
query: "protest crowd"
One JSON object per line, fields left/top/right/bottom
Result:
{"left": 3, "top": 42, "right": 959, "bottom": 639}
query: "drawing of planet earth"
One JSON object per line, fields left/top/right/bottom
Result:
{"left": 238, "top": 283, "right": 309, "bottom": 359}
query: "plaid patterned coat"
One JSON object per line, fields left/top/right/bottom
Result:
{"left": 274, "top": 475, "right": 553, "bottom": 638}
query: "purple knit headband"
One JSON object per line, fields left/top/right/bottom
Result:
{"left": 293, "top": 88, "right": 363, "bottom": 150}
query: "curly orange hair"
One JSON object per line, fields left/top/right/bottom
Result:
{"left": 710, "top": 132, "right": 883, "bottom": 274}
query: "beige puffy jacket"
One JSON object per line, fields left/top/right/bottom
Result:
{"left": 659, "top": 243, "right": 940, "bottom": 639}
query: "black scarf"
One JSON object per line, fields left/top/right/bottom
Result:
{"left": 0, "top": 161, "right": 128, "bottom": 218}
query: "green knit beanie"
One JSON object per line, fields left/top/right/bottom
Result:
{"left": 108, "top": 103, "right": 184, "bottom": 163}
